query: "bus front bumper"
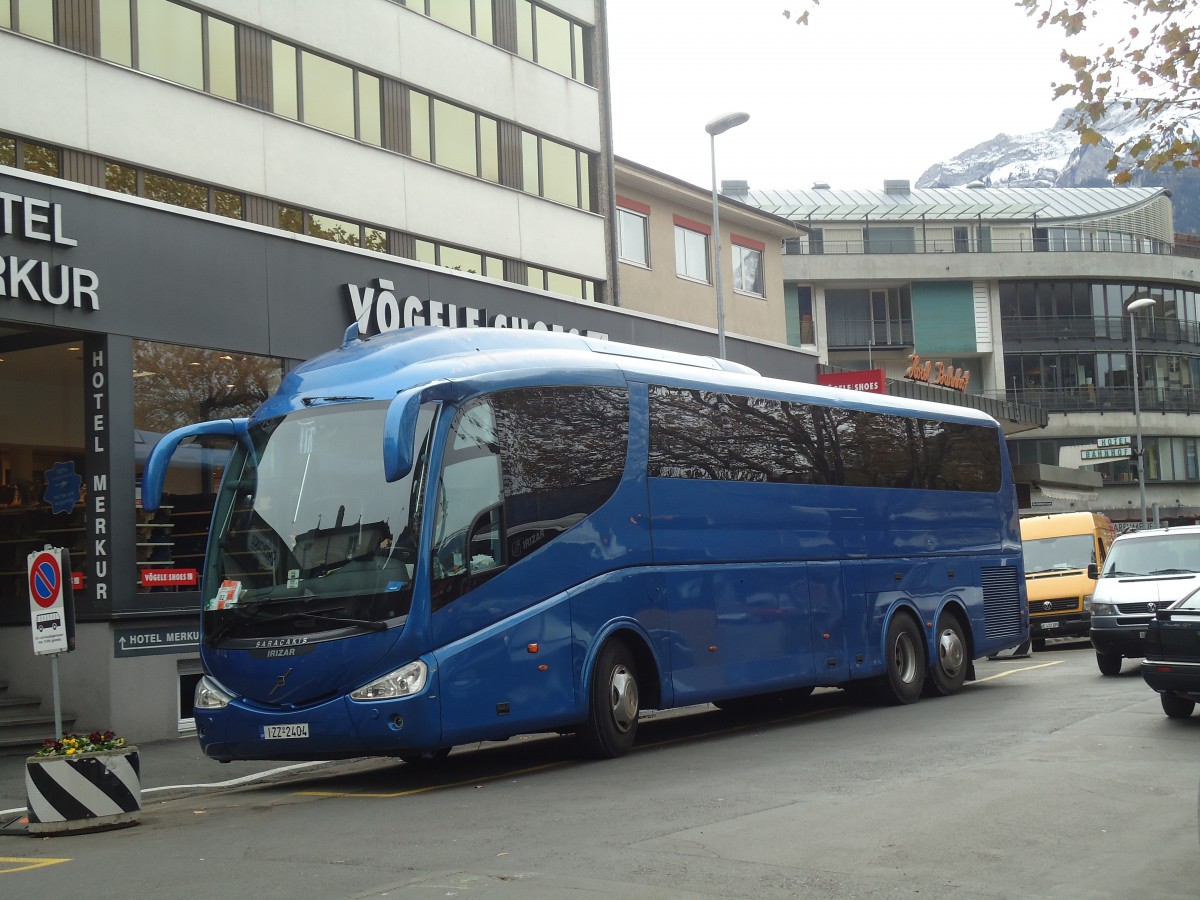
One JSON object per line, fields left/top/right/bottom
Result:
{"left": 195, "top": 690, "right": 444, "bottom": 762}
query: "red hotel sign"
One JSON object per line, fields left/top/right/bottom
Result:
{"left": 817, "top": 368, "right": 886, "bottom": 394}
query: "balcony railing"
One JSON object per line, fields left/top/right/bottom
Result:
{"left": 1002, "top": 384, "right": 1200, "bottom": 415}
{"left": 1001, "top": 315, "right": 1200, "bottom": 346}
{"left": 827, "top": 319, "right": 914, "bottom": 349}
{"left": 784, "top": 237, "right": 1176, "bottom": 256}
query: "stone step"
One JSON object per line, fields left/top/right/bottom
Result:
{"left": 0, "top": 713, "right": 78, "bottom": 751}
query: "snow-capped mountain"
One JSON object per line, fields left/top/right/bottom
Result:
{"left": 916, "top": 105, "right": 1200, "bottom": 233}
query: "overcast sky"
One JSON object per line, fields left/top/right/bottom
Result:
{"left": 606, "top": 0, "right": 1086, "bottom": 193}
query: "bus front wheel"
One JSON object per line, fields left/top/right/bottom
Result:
{"left": 579, "top": 639, "right": 640, "bottom": 758}
{"left": 926, "top": 611, "right": 968, "bottom": 697}
{"left": 873, "top": 613, "right": 925, "bottom": 705}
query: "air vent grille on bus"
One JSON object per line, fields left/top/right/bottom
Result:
{"left": 981, "top": 566, "right": 1023, "bottom": 639}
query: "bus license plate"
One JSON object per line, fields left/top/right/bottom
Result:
{"left": 1041, "top": 621, "right": 1059, "bottom": 630}
{"left": 263, "top": 723, "right": 309, "bottom": 740}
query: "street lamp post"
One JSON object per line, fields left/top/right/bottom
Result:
{"left": 1127, "top": 295, "right": 1157, "bottom": 528}
{"left": 705, "top": 112, "right": 749, "bottom": 359}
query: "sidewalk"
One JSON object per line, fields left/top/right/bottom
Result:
{"left": 0, "top": 733, "right": 347, "bottom": 822}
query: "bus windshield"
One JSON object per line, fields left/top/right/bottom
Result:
{"left": 203, "top": 400, "right": 435, "bottom": 642}
{"left": 1022, "top": 534, "right": 1096, "bottom": 574}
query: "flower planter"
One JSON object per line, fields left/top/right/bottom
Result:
{"left": 25, "top": 747, "right": 141, "bottom": 835}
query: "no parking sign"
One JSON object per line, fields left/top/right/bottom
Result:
{"left": 28, "top": 546, "right": 76, "bottom": 655}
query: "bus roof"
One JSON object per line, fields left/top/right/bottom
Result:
{"left": 254, "top": 326, "right": 1003, "bottom": 429}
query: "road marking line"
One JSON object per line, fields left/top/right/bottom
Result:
{"left": 1, "top": 856, "right": 71, "bottom": 874}
{"left": 972, "top": 660, "right": 1063, "bottom": 683}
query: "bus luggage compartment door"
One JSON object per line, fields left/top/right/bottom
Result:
{"left": 806, "top": 560, "right": 865, "bottom": 683}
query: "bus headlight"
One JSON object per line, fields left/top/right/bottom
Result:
{"left": 1092, "top": 602, "right": 1116, "bottom": 617}
{"left": 194, "top": 675, "right": 235, "bottom": 710}
{"left": 350, "top": 660, "right": 428, "bottom": 701}
{"left": 1083, "top": 594, "right": 1093, "bottom": 612}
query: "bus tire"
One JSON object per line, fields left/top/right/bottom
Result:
{"left": 873, "top": 613, "right": 925, "bottom": 705}
{"left": 926, "top": 611, "right": 968, "bottom": 697}
{"left": 579, "top": 639, "right": 640, "bottom": 758}
{"left": 1095, "top": 650, "right": 1123, "bottom": 676}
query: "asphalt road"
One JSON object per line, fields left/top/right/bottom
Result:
{"left": 1, "top": 639, "right": 1196, "bottom": 899}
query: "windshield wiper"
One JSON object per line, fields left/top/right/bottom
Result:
{"left": 294, "top": 612, "right": 387, "bottom": 632}
{"left": 1149, "top": 568, "right": 1196, "bottom": 575}
{"left": 206, "top": 601, "right": 288, "bottom": 645}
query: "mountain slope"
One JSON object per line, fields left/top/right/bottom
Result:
{"left": 916, "top": 106, "right": 1200, "bottom": 233}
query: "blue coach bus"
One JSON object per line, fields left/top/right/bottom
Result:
{"left": 142, "top": 326, "right": 1028, "bottom": 761}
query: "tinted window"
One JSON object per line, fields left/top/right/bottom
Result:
{"left": 431, "top": 386, "right": 628, "bottom": 608}
{"left": 648, "top": 386, "right": 1000, "bottom": 492}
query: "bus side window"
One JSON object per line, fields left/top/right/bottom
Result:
{"left": 430, "top": 386, "right": 628, "bottom": 610}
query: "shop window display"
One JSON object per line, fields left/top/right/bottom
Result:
{"left": 132, "top": 341, "right": 283, "bottom": 595}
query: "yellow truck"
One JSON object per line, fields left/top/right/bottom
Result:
{"left": 1021, "top": 512, "right": 1116, "bottom": 649}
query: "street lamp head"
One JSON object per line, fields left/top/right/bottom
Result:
{"left": 705, "top": 112, "right": 750, "bottom": 136}
{"left": 1126, "top": 296, "right": 1157, "bottom": 313}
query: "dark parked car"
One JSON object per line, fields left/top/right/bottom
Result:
{"left": 1140, "top": 586, "right": 1200, "bottom": 718}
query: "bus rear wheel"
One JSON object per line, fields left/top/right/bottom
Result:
{"left": 579, "top": 639, "right": 640, "bottom": 758}
{"left": 873, "top": 613, "right": 925, "bottom": 705}
{"left": 926, "top": 611, "right": 967, "bottom": 697}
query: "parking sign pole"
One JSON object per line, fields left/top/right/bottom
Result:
{"left": 52, "top": 653, "right": 62, "bottom": 739}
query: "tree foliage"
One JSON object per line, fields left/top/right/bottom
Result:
{"left": 1020, "top": 0, "right": 1200, "bottom": 183}
{"left": 784, "top": 0, "right": 1200, "bottom": 183}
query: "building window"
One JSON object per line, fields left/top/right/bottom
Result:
{"left": 3, "top": 0, "right": 54, "bottom": 40}
{"left": 674, "top": 217, "right": 710, "bottom": 283}
{"left": 409, "top": 90, "right": 500, "bottom": 182}
{"left": 415, "top": 239, "right": 502, "bottom": 279}
{"left": 300, "top": 50, "right": 356, "bottom": 138}
{"left": 796, "top": 285, "right": 815, "bottom": 346}
{"left": 91, "top": 0, "right": 238, "bottom": 99}
{"left": 954, "top": 226, "right": 970, "bottom": 253}
{"left": 516, "top": 0, "right": 588, "bottom": 83}
{"left": 616, "top": 199, "right": 649, "bottom": 266}
{"left": 731, "top": 235, "right": 764, "bottom": 297}
{"left": 0, "top": 134, "right": 59, "bottom": 176}
{"left": 406, "top": 0, "right": 494, "bottom": 43}
{"left": 103, "top": 161, "right": 244, "bottom": 219}
{"left": 521, "top": 131, "right": 592, "bottom": 210}
{"left": 144, "top": 170, "right": 208, "bottom": 211}
{"left": 527, "top": 266, "right": 596, "bottom": 301}
{"left": 269, "top": 43, "right": 381, "bottom": 146}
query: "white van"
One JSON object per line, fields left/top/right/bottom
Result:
{"left": 1090, "top": 525, "right": 1200, "bottom": 675}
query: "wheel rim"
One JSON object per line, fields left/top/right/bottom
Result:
{"left": 893, "top": 631, "right": 919, "bottom": 684}
{"left": 937, "top": 626, "right": 965, "bottom": 679}
{"left": 608, "top": 664, "right": 638, "bottom": 734}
